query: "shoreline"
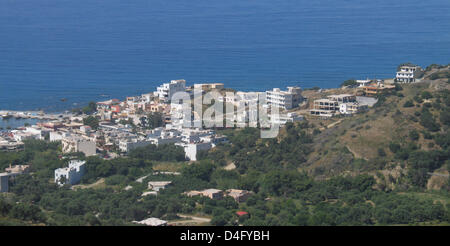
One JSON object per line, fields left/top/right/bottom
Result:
{"left": 0, "top": 79, "right": 396, "bottom": 114}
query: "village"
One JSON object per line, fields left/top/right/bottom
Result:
{"left": 0, "top": 63, "right": 426, "bottom": 225}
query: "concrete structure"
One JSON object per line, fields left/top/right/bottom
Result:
{"left": 133, "top": 217, "right": 167, "bottom": 226}
{"left": 62, "top": 136, "right": 96, "bottom": 156}
{"left": 0, "top": 164, "right": 30, "bottom": 192}
{"left": 193, "top": 83, "right": 224, "bottom": 91}
{"left": 356, "top": 79, "right": 371, "bottom": 87}
{"left": 184, "top": 190, "right": 203, "bottom": 197}
{"left": 327, "top": 94, "right": 356, "bottom": 103}
{"left": 54, "top": 160, "right": 86, "bottom": 186}
{"left": 147, "top": 181, "right": 172, "bottom": 192}
{"left": 309, "top": 94, "right": 367, "bottom": 117}
{"left": 269, "top": 112, "right": 304, "bottom": 125}
{"left": 362, "top": 83, "right": 396, "bottom": 97}
{"left": 156, "top": 79, "right": 186, "bottom": 102}
{"left": 49, "top": 131, "right": 70, "bottom": 142}
{"left": 5, "top": 164, "right": 30, "bottom": 174}
{"left": 200, "top": 189, "right": 223, "bottom": 200}
{"left": 142, "top": 191, "right": 158, "bottom": 197}
{"left": 0, "top": 140, "right": 24, "bottom": 152}
{"left": 226, "top": 189, "right": 253, "bottom": 203}
{"left": 12, "top": 131, "right": 41, "bottom": 142}
{"left": 339, "top": 102, "right": 369, "bottom": 115}
{"left": 396, "top": 65, "right": 423, "bottom": 83}
{"left": 312, "top": 99, "right": 339, "bottom": 111}
{"left": 96, "top": 99, "right": 120, "bottom": 111}
{"left": 266, "top": 87, "right": 303, "bottom": 110}
{"left": 184, "top": 189, "right": 224, "bottom": 200}
{"left": 182, "top": 142, "right": 213, "bottom": 161}
{"left": 119, "top": 139, "right": 152, "bottom": 153}
{"left": 308, "top": 109, "right": 336, "bottom": 118}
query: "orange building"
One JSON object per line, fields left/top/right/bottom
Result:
{"left": 362, "top": 83, "right": 395, "bottom": 96}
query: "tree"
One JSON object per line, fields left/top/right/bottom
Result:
{"left": 82, "top": 102, "right": 97, "bottom": 115}
{"left": 409, "top": 130, "right": 420, "bottom": 141}
{"left": 420, "top": 108, "right": 440, "bottom": 132}
{"left": 83, "top": 116, "right": 99, "bottom": 130}
{"left": 421, "top": 91, "right": 433, "bottom": 100}
{"left": 378, "top": 148, "right": 386, "bottom": 157}
{"left": 403, "top": 100, "right": 414, "bottom": 107}
{"left": 341, "top": 79, "right": 358, "bottom": 87}
{"left": 440, "top": 110, "right": 450, "bottom": 126}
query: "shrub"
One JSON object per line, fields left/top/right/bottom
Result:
{"left": 409, "top": 130, "right": 420, "bottom": 141}
{"left": 378, "top": 148, "right": 386, "bottom": 157}
{"left": 389, "top": 142, "right": 401, "bottom": 153}
{"left": 420, "top": 109, "right": 440, "bottom": 132}
{"left": 403, "top": 101, "right": 414, "bottom": 107}
{"left": 414, "top": 95, "right": 423, "bottom": 103}
{"left": 421, "top": 91, "right": 433, "bottom": 99}
{"left": 341, "top": 79, "right": 358, "bottom": 87}
{"left": 105, "top": 175, "right": 128, "bottom": 185}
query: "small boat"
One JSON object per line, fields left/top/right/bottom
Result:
{"left": 60, "top": 98, "right": 67, "bottom": 102}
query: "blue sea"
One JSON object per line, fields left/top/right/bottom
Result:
{"left": 0, "top": 0, "right": 449, "bottom": 112}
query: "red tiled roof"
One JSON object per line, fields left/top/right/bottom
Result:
{"left": 236, "top": 211, "right": 248, "bottom": 216}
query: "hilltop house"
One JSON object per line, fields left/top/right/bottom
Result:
{"left": 396, "top": 65, "right": 423, "bottom": 83}
{"left": 266, "top": 87, "right": 303, "bottom": 110}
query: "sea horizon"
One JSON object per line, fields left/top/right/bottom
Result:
{"left": 1, "top": 0, "right": 450, "bottom": 112}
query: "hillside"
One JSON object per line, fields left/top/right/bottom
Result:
{"left": 300, "top": 65, "right": 450, "bottom": 191}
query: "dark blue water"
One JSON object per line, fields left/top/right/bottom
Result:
{"left": 1, "top": 0, "right": 449, "bottom": 112}
{"left": 0, "top": 118, "right": 41, "bottom": 129}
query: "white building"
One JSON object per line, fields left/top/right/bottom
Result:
{"left": 147, "top": 181, "right": 172, "bottom": 192}
{"left": 54, "top": 160, "right": 86, "bottom": 186}
{"left": 147, "top": 128, "right": 183, "bottom": 146}
{"left": 266, "top": 87, "right": 303, "bottom": 110}
{"left": 62, "top": 136, "right": 96, "bottom": 156}
{"left": 141, "top": 93, "right": 156, "bottom": 103}
{"left": 193, "top": 83, "right": 224, "bottom": 91}
{"left": 396, "top": 65, "right": 423, "bottom": 83}
{"left": 179, "top": 142, "right": 213, "bottom": 161}
{"left": 339, "top": 102, "right": 369, "bottom": 115}
{"left": 356, "top": 79, "right": 371, "bottom": 87}
{"left": 119, "top": 139, "right": 152, "bottom": 153}
{"left": 49, "top": 131, "right": 70, "bottom": 142}
{"left": 269, "top": 112, "right": 304, "bottom": 125}
{"left": 309, "top": 94, "right": 365, "bottom": 117}
{"left": 12, "top": 127, "right": 45, "bottom": 142}
{"left": 133, "top": 217, "right": 167, "bottom": 226}
{"left": 156, "top": 79, "right": 186, "bottom": 103}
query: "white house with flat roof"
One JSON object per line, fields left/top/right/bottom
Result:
{"left": 62, "top": 136, "right": 96, "bottom": 156}
{"left": 177, "top": 142, "right": 213, "bottom": 161}
{"left": 133, "top": 217, "right": 167, "bottom": 226}
{"left": 54, "top": 160, "right": 86, "bottom": 186}
{"left": 266, "top": 87, "right": 303, "bottom": 110}
{"left": 396, "top": 65, "right": 423, "bottom": 83}
{"left": 147, "top": 181, "right": 172, "bottom": 192}
{"left": 119, "top": 139, "right": 152, "bottom": 153}
{"left": 156, "top": 79, "right": 186, "bottom": 102}
{"left": 356, "top": 79, "right": 371, "bottom": 87}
